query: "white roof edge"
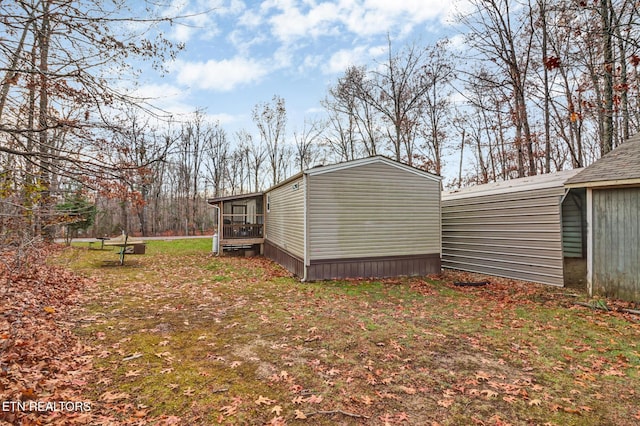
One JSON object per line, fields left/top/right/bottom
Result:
{"left": 443, "top": 168, "right": 584, "bottom": 200}
{"left": 304, "top": 155, "right": 442, "bottom": 182}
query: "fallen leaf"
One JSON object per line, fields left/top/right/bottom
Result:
{"left": 20, "top": 388, "right": 36, "bottom": 400}
{"left": 99, "top": 391, "right": 129, "bottom": 402}
{"left": 529, "top": 399, "right": 542, "bottom": 406}
{"left": 267, "top": 416, "right": 285, "bottom": 425}
{"left": 220, "top": 405, "right": 237, "bottom": 416}
{"left": 481, "top": 389, "right": 498, "bottom": 398}
{"left": 475, "top": 371, "right": 490, "bottom": 382}
{"left": 305, "top": 394, "right": 323, "bottom": 404}
{"left": 399, "top": 385, "right": 417, "bottom": 395}
{"left": 294, "top": 409, "right": 307, "bottom": 419}
{"left": 161, "top": 415, "right": 182, "bottom": 425}
{"left": 255, "top": 395, "right": 276, "bottom": 406}
{"left": 397, "top": 411, "right": 410, "bottom": 422}
{"left": 379, "top": 413, "right": 394, "bottom": 425}
{"left": 437, "top": 399, "right": 453, "bottom": 408}
{"left": 133, "top": 408, "right": 150, "bottom": 418}
{"left": 271, "top": 405, "right": 282, "bottom": 415}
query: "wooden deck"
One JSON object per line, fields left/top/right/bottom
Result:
{"left": 220, "top": 237, "right": 264, "bottom": 246}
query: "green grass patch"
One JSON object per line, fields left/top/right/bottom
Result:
{"left": 56, "top": 242, "right": 640, "bottom": 425}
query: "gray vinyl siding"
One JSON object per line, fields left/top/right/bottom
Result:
{"left": 442, "top": 187, "right": 565, "bottom": 286}
{"left": 306, "top": 162, "right": 441, "bottom": 261}
{"left": 265, "top": 176, "right": 305, "bottom": 258}
{"left": 592, "top": 187, "right": 640, "bottom": 301}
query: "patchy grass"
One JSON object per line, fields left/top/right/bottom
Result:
{"left": 55, "top": 240, "right": 640, "bottom": 425}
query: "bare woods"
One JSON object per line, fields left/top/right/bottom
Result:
{"left": 2, "top": 0, "right": 640, "bottom": 246}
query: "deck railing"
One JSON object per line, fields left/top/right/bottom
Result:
{"left": 221, "top": 214, "right": 264, "bottom": 240}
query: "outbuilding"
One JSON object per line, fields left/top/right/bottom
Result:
{"left": 441, "top": 169, "right": 586, "bottom": 287}
{"left": 565, "top": 135, "right": 640, "bottom": 302}
{"left": 209, "top": 156, "right": 442, "bottom": 281}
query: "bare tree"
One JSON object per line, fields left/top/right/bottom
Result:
{"left": 458, "top": 0, "right": 537, "bottom": 177}
{"left": 203, "top": 122, "right": 229, "bottom": 198}
{"left": 0, "top": 0, "right": 185, "bottom": 242}
{"left": 418, "top": 41, "right": 454, "bottom": 175}
{"left": 293, "top": 118, "right": 326, "bottom": 172}
{"left": 252, "top": 95, "right": 287, "bottom": 186}
{"left": 323, "top": 66, "right": 381, "bottom": 160}
{"left": 355, "top": 38, "right": 438, "bottom": 165}
{"left": 111, "top": 110, "right": 173, "bottom": 235}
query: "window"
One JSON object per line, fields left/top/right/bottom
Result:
{"left": 266, "top": 195, "right": 270, "bottom": 213}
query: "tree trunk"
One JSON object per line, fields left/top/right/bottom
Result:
{"left": 600, "top": 0, "right": 614, "bottom": 155}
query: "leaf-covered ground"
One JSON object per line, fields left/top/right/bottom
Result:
{"left": 3, "top": 238, "right": 640, "bottom": 425}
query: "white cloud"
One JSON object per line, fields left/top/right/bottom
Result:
{"left": 164, "top": 0, "right": 248, "bottom": 43}
{"left": 207, "top": 112, "right": 242, "bottom": 125}
{"left": 237, "top": 8, "right": 263, "bottom": 27}
{"left": 323, "top": 46, "right": 369, "bottom": 74}
{"left": 266, "top": 1, "right": 342, "bottom": 43}
{"left": 172, "top": 57, "right": 270, "bottom": 91}
{"left": 343, "top": 0, "right": 452, "bottom": 37}
{"left": 130, "top": 82, "right": 197, "bottom": 115}
{"left": 299, "top": 54, "right": 323, "bottom": 73}
{"left": 256, "top": 0, "right": 455, "bottom": 45}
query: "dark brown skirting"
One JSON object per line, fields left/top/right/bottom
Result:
{"left": 264, "top": 240, "right": 305, "bottom": 277}
{"left": 306, "top": 253, "right": 440, "bottom": 281}
{"left": 265, "top": 240, "right": 441, "bottom": 281}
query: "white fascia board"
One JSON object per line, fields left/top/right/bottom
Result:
{"left": 305, "top": 155, "right": 441, "bottom": 183}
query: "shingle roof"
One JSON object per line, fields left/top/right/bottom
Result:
{"left": 565, "top": 134, "right": 640, "bottom": 186}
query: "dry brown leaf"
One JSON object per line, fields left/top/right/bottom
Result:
{"left": 437, "top": 399, "right": 453, "bottom": 408}
{"left": 475, "top": 371, "right": 490, "bottom": 382}
{"left": 305, "top": 394, "right": 323, "bottom": 404}
{"left": 255, "top": 395, "right": 276, "bottom": 405}
{"left": 271, "top": 405, "right": 282, "bottom": 415}
{"left": 99, "top": 391, "right": 130, "bottom": 402}
{"left": 481, "top": 389, "right": 498, "bottom": 398}
{"left": 399, "top": 385, "right": 417, "bottom": 395}
{"left": 220, "top": 405, "right": 237, "bottom": 416}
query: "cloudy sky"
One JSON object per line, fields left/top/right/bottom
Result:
{"left": 137, "top": 0, "right": 462, "bottom": 137}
